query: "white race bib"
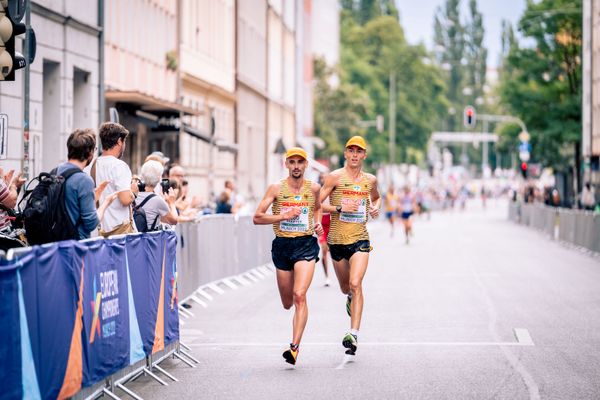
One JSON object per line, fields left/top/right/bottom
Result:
{"left": 339, "top": 198, "right": 367, "bottom": 223}
{"left": 280, "top": 206, "right": 310, "bottom": 232}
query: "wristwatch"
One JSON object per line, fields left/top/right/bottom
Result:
{"left": 336, "top": 205, "right": 342, "bottom": 213}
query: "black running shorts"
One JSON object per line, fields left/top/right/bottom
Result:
{"left": 271, "top": 235, "right": 320, "bottom": 271}
{"left": 328, "top": 240, "right": 372, "bottom": 261}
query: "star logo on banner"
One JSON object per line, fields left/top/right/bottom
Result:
{"left": 89, "top": 276, "right": 102, "bottom": 344}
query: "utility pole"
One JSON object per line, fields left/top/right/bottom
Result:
{"left": 482, "top": 119, "right": 489, "bottom": 174}
{"left": 22, "top": 0, "right": 31, "bottom": 179}
{"left": 388, "top": 70, "right": 396, "bottom": 165}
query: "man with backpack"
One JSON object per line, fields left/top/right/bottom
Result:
{"left": 134, "top": 160, "right": 178, "bottom": 232}
{"left": 22, "top": 129, "right": 117, "bottom": 244}
{"left": 57, "top": 129, "right": 118, "bottom": 239}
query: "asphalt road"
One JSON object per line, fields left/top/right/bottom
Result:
{"left": 127, "top": 199, "right": 600, "bottom": 400}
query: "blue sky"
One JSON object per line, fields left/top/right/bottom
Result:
{"left": 396, "top": 0, "right": 527, "bottom": 68}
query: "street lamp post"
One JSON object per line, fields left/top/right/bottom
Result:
{"left": 389, "top": 70, "right": 396, "bottom": 165}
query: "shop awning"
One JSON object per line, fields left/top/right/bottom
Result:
{"left": 183, "top": 125, "right": 238, "bottom": 153}
{"left": 106, "top": 90, "right": 200, "bottom": 116}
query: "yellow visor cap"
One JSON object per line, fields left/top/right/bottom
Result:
{"left": 345, "top": 136, "right": 367, "bottom": 150}
{"left": 286, "top": 147, "right": 308, "bottom": 160}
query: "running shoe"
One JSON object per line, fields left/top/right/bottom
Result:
{"left": 282, "top": 344, "right": 299, "bottom": 365}
{"left": 342, "top": 332, "right": 357, "bottom": 355}
{"left": 324, "top": 278, "right": 331, "bottom": 287}
{"left": 346, "top": 294, "right": 352, "bottom": 316}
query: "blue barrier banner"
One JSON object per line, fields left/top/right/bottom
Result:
{"left": 22, "top": 244, "right": 84, "bottom": 399}
{"left": 164, "top": 232, "right": 179, "bottom": 345}
{"left": 0, "top": 261, "right": 23, "bottom": 400}
{"left": 127, "top": 234, "right": 163, "bottom": 355}
{"left": 81, "top": 239, "right": 130, "bottom": 387}
{"left": 0, "top": 231, "right": 179, "bottom": 399}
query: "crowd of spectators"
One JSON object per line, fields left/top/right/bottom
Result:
{"left": 0, "top": 122, "right": 249, "bottom": 251}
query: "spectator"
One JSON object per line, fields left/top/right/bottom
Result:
{"left": 57, "top": 129, "right": 118, "bottom": 239}
{"left": 581, "top": 183, "right": 596, "bottom": 211}
{"left": 0, "top": 168, "right": 26, "bottom": 250}
{"left": 224, "top": 179, "right": 244, "bottom": 214}
{"left": 0, "top": 168, "right": 25, "bottom": 209}
{"left": 147, "top": 151, "right": 170, "bottom": 167}
{"left": 92, "top": 122, "right": 136, "bottom": 237}
{"left": 169, "top": 164, "right": 185, "bottom": 186}
{"left": 215, "top": 191, "right": 232, "bottom": 214}
{"left": 135, "top": 160, "right": 178, "bottom": 230}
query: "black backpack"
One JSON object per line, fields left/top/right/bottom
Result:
{"left": 21, "top": 168, "right": 83, "bottom": 245}
{"left": 133, "top": 194, "right": 160, "bottom": 233}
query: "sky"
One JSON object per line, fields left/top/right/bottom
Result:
{"left": 396, "top": 0, "right": 527, "bottom": 69}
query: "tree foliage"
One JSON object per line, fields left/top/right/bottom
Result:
{"left": 313, "top": 1, "right": 449, "bottom": 168}
{"left": 498, "top": 0, "right": 582, "bottom": 170}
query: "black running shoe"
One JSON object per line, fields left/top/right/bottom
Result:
{"left": 282, "top": 344, "right": 299, "bottom": 365}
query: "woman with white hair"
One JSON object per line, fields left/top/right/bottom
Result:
{"left": 134, "top": 160, "right": 179, "bottom": 231}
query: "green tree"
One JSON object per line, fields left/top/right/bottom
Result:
{"left": 498, "top": 0, "right": 582, "bottom": 179}
{"left": 464, "top": 0, "right": 487, "bottom": 105}
{"left": 434, "top": 0, "right": 465, "bottom": 131}
{"left": 313, "top": 57, "right": 371, "bottom": 163}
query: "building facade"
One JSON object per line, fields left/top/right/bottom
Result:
{"left": 0, "top": 0, "right": 101, "bottom": 179}
{"left": 104, "top": 0, "right": 195, "bottom": 174}
{"left": 179, "top": 0, "right": 237, "bottom": 201}
{"left": 236, "top": 0, "right": 268, "bottom": 201}
{"left": 583, "top": 0, "right": 600, "bottom": 184}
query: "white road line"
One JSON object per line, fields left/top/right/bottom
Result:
{"left": 232, "top": 276, "right": 251, "bottom": 287}
{"left": 188, "top": 338, "right": 535, "bottom": 348}
{"left": 206, "top": 283, "right": 226, "bottom": 295}
{"left": 243, "top": 272, "right": 260, "bottom": 283}
{"left": 514, "top": 328, "right": 534, "bottom": 346}
{"left": 471, "top": 267, "right": 540, "bottom": 400}
{"left": 221, "top": 278, "right": 239, "bottom": 290}
{"left": 250, "top": 269, "right": 266, "bottom": 279}
{"left": 196, "top": 288, "right": 214, "bottom": 301}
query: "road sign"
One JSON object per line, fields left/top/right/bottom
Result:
{"left": 518, "top": 142, "right": 531, "bottom": 153}
{"left": 0, "top": 114, "right": 7, "bottom": 159}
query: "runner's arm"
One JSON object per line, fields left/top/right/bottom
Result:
{"left": 312, "top": 183, "right": 324, "bottom": 236}
{"left": 369, "top": 175, "right": 381, "bottom": 218}
{"left": 320, "top": 173, "right": 339, "bottom": 214}
{"left": 253, "top": 184, "right": 301, "bottom": 225}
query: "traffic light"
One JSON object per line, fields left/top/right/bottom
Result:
{"left": 520, "top": 161, "right": 528, "bottom": 178}
{"left": 463, "top": 106, "right": 476, "bottom": 129}
{"left": 0, "top": 0, "right": 27, "bottom": 81}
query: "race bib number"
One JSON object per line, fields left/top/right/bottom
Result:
{"left": 280, "top": 206, "right": 310, "bottom": 232}
{"left": 340, "top": 198, "right": 367, "bottom": 223}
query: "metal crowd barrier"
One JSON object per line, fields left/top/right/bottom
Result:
{"left": 1, "top": 231, "right": 198, "bottom": 400}
{"left": 175, "top": 215, "right": 274, "bottom": 302}
{"left": 509, "top": 202, "right": 600, "bottom": 254}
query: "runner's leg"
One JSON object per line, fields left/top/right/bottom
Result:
{"left": 348, "top": 252, "right": 369, "bottom": 330}
{"left": 291, "top": 260, "right": 315, "bottom": 345}
{"left": 276, "top": 269, "right": 294, "bottom": 310}
{"left": 332, "top": 258, "right": 350, "bottom": 294}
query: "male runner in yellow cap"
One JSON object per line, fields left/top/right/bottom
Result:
{"left": 253, "top": 147, "right": 324, "bottom": 365}
{"left": 320, "top": 136, "right": 381, "bottom": 356}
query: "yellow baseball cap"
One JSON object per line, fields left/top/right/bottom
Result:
{"left": 345, "top": 136, "right": 367, "bottom": 150}
{"left": 285, "top": 147, "right": 308, "bottom": 160}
